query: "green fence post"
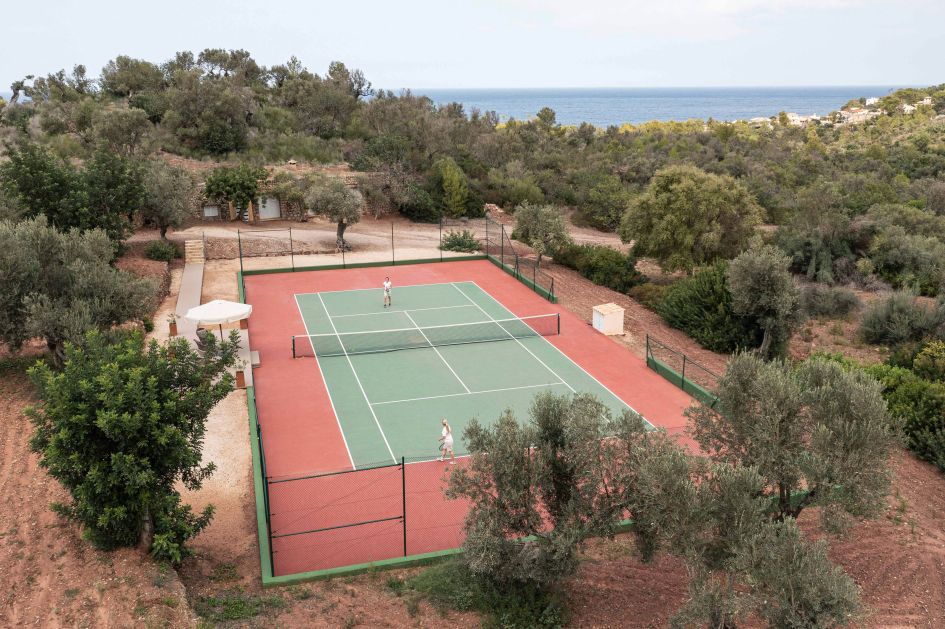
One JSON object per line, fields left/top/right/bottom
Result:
{"left": 391, "top": 223, "right": 395, "bottom": 266}
{"left": 681, "top": 355, "right": 687, "bottom": 389}
{"left": 289, "top": 227, "right": 295, "bottom": 271}
{"left": 238, "top": 231, "right": 244, "bottom": 275}
{"left": 401, "top": 457, "right": 407, "bottom": 556}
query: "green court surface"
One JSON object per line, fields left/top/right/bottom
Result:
{"left": 294, "top": 281, "right": 643, "bottom": 468}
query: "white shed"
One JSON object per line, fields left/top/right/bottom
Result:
{"left": 257, "top": 196, "right": 282, "bottom": 220}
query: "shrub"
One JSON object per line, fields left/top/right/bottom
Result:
{"left": 798, "top": 284, "right": 862, "bottom": 318}
{"left": 406, "top": 560, "right": 566, "bottom": 628}
{"left": 866, "top": 363, "right": 945, "bottom": 471}
{"left": 859, "top": 292, "right": 944, "bottom": 345}
{"left": 628, "top": 283, "right": 669, "bottom": 311}
{"left": 144, "top": 239, "right": 180, "bottom": 262}
{"left": 658, "top": 263, "right": 763, "bottom": 353}
{"left": 440, "top": 229, "right": 481, "bottom": 253}
{"left": 867, "top": 226, "right": 945, "bottom": 296}
{"left": 554, "top": 243, "right": 645, "bottom": 293}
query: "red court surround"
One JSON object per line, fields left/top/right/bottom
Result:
{"left": 245, "top": 259, "right": 695, "bottom": 575}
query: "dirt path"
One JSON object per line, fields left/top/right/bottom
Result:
{"left": 0, "top": 368, "right": 197, "bottom": 628}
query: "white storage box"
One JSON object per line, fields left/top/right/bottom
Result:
{"left": 592, "top": 303, "right": 624, "bottom": 335}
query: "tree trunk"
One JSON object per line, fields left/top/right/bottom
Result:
{"left": 758, "top": 327, "right": 772, "bottom": 359}
{"left": 160, "top": 223, "right": 168, "bottom": 240}
{"left": 336, "top": 221, "right": 348, "bottom": 250}
{"left": 138, "top": 506, "right": 154, "bottom": 553}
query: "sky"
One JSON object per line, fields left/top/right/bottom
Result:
{"left": 3, "top": 0, "right": 942, "bottom": 91}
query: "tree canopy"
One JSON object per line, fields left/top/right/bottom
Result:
{"left": 0, "top": 217, "right": 156, "bottom": 362}
{"left": 620, "top": 165, "right": 763, "bottom": 273}
{"left": 27, "top": 329, "right": 239, "bottom": 563}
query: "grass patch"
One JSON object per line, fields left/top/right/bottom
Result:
{"left": 405, "top": 559, "right": 566, "bottom": 628}
{"left": 209, "top": 562, "right": 239, "bottom": 583}
{"left": 194, "top": 588, "right": 286, "bottom": 622}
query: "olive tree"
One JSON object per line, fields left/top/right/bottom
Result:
{"left": 303, "top": 176, "right": 363, "bottom": 249}
{"left": 141, "top": 160, "right": 196, "bottom": 239}
{"left": 511, "top": 202, "right": 572, "bottom": 268}
{"left": 620, "top": 165, "right": 762, "bottom": 273}
{"left": 0, "top": 217, "right": 156, "bottom": 363}
{"left": 448, "top": 391, "right": 676, "bottom": 589}
{"left": 688, "top": 352, "right": 897, "bottom": 528}
{"left": 726, "top": 244, "right": 802, "bottom": 359}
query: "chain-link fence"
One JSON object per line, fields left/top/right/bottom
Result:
{"left": 233, "top": 219, "right": 556, "bottom": 303}
{"left": 479, "top": 216, "right": 556, "bottom": 302}
{"left": 645, "top": 335, "right": 721, "bottom": 408}
{"left": 262, "top": 452, "right": 468, "bottom": 576}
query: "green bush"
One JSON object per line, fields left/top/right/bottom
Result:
{"left": 554, "top": 243, "right": 645, "bottom": 293}
{"left": 628, "top": 283, "right": 670, "bottom": 311}
{"left": 440, "top": 229, "right": 481, "bottom": 253}
{"left": 406, "top": 560, "right": 566, "bottom": 629}
{"left": 657, "top": 263, "right": 763, "bottom": 353}
{"left": 859, "top": 292, "right": 944, "bottom": 345}
{"left": 798, "top": 283, "right": 862, "bottom": 318}
{"left": 865, "top": 363, "right": 945, "bottom": 471}
{"left": 868, "top": 226, "right": 945, "bottom": 296}
{"left": 144, "top": 239, "right": 180, "bottom": 262}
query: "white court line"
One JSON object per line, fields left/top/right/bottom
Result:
{"left": 293, "top": 295, "right": 356, "bottom": 470}
{"left": 451, "top": 283, "right": 575, "bottom": 393}
{"left": 466, "top": 280, "right": 653, "bottom": 429}
{"left": 371, "top": 382, "right": 563, "bottom": 406}
{"left": 317, "top": 293, "right": 398, "bottom": 464}
{"left": 329, "top": 304, "right": 478, "bottom": 319}
{"left": 403, "top": 310, "right": 471, "bottom": 394}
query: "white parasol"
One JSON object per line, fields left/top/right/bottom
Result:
{"left": 183, "top": 300, "right": 252, "bottom": 339}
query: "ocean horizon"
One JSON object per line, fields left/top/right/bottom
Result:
{"left": 2, "top": 85, "right": 906, "bottom": 128}
{"left": 410, "top": 86, "right": 903, "bottom": 127}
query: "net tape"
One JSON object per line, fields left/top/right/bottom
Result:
{"left": 292, "top": 313, "right": 560, "bottom": 358}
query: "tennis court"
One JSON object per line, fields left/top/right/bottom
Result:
{"left": 292, "top": 281, "right": 647, "bottom": 467}
{"left": 244, "top": 258, "right": 693, "bottom": 578}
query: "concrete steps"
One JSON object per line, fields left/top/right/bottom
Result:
{"left": 184, "top": 239, "right": 205, "bottom": 263}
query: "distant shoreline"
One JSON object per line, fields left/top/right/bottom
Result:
{"left": 2, "top": 85, "right": 908, "bottom": 128}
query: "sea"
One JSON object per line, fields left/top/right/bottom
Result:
{"left": 413, "top": 86, "right": 902, "bottom": 127}
{"left": 2, "top": 86, "right": 903, "bottom": 128}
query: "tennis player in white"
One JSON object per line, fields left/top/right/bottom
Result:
{"left": 382, "top": 276, "right": 392, "bottom": 308}
{"left": 438, "top": 418, "right": 456, "bottom": 464}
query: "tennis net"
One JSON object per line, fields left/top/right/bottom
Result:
{"left": 292, "top": 313, "right": 560, "bottom": 358}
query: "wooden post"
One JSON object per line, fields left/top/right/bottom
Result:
{"left": 246, "top": 200, "right": 255, "bottom": 223}
{"left": 228, "top": 201, "right": 236, "bottom": 221}
{"left": 236, "top": 370, "right": 246, "bottom": 389}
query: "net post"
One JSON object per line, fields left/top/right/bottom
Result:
{"left": 401, "top": 456, "right": 407, "bottom": 556}
{"left": 289, "top": 227, "right": 295, "bottom": 271}
{"left": 391, "top": 223, "right": 395, "bottom": 266}
{"left": 291, "top": 336, "right": 296, "bottom": 359}
{"left": 557, "top": 313, "right": 560, "bottom": 335}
